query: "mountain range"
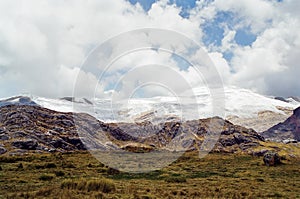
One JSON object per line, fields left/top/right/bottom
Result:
{"left": 0, "top": 86, "right": 299, "bottom": 156}
{"left": 1, "top": 86, "right": 299, "bottom": 132}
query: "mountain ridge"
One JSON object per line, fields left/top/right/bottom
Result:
{"left": 1, "top": 86, "right": 299, "bottom": 133}
{"left": 263, "top": 106, "right": 300, "bottom": 142}
{"left": 0, "top": 104, "right": 264, "bottom": 155}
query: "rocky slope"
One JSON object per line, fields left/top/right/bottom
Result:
{"left": 263, "top": 107, "right": 300, "bottom": 142}
{"left": 0, "top": 104, "right": 265, "bottom": 155}
{"left": 227, "top": 106, "right": 294, "bottom": 132}
{"left": 0, "top": 105, "right": 113, "bottom": 155}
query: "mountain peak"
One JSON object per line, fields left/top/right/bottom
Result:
{"left": 263, "top": 106, "right": 300, "bottom": 142}
{"left": 293, "top": 106, "right": 300, "bottom": 118}
{"left": 0, "top": 96, "right": 38, "bottom": 108}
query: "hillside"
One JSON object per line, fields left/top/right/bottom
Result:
{"left": 263, "top": 107, "right": 300, "bottom": 142}
{"left": 0, "top": 104, "right": 264, "bottom": 155}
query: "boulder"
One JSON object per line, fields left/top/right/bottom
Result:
{"left": 0, "top": 147, "right": 7, "bottom": 154}
{"left": 0, "top": 127, "right": 5, "bottom": 134}
{"left": 263, "top": 152, "right": 281, "bottom": 166}
{"left": 219, "top": 137, "right": 236, "bottom": 146}
{"left": 0, "top": 134, "right": 9, "bottom": 141}
{"left": 283, "top": 139, "right": 297, "bottom": 144}
{"left": 64, "top": 137, "right": 86, "bottom": 150}
{"left": 12, "top": 139, "right": 38, "bottom": 150}
{"left": 233, "top": 133, "right": 252, "bottom": 144}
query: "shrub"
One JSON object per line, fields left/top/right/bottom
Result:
{"left": 17, "top": 163, "right": 24, "bottom": 169}
{"left": 39, "top": 174, "right": 54, "bottom": 181}
{"left": 45, "top": 163, "right": 57, "bottom": 168}
{"left": 54, "top": 170, "right": 65, "bottom": 177}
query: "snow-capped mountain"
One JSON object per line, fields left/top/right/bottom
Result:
{"left": 0, "top": 96, "right": 38, "bottom": 107}
{"left": 1, "top": 86, "right": 299, "bottom": 132}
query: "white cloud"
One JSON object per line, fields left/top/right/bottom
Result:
{"left": 0, "top": 0, "right": 204, "bottom": 98}
{"left": 0, "top": 0, "right": 299, "bottom": 99}
{"left": 213, "top": 0, "right": 276, "bottom": 33}
{"left": 188, "top": 0, "right": 300, "bottom": 97}
{"left": 224, "top": 0, "right": 300, "bottom": 96}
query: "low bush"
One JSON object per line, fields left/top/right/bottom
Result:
{"left": 54, "top": 170, "right": 65, "bottom": 177}
{"left": 39, "top": 174, "right": 54, "bottom": 181}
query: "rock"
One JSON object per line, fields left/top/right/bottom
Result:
{"left": 64, "top": 137, "right": 86, "bottom": 150}
{"left": 83, "top": 98, "right": 93, "bottom": 105}
{"left": 0, "top": 147, "right": 7, "bottom": 154}
{"left": 293, "top": 107, "right": 300, "bottom": 118}
{"left": 11, "top": 131, "right": 27, "bottom": 138}
{"left": 8, "top": 149, "right": 28, "bottom": 155}
{"left": 263, "top": 106, "right": 300, "bottom": 142}
{"left": 263, "top": 152, "right": 281, "bottom": 166}
{"left": 0, "top": 135, "right": 9, "bottom": 141}
{"left": 252, "top": 149, "right": 269, "bottom": 156}
{"left": 239, "top": 142, "right": 259, "bottom": 151}
{"left": 0, "top": 127, "right": 5, "bottom": 134}
{"left": 233, "top": 133, "right": 252, "bottom": 144}
{"left": 12, "top": 139, "right": 38, "bottom": 150}
{"left": 283, "top": 139, "right": 297, "bottom": 144}
{"left": 219, "top": 137, "right": 236, "bottom": 146}
{"left": 274, "top": 97, "right": 289, "bottom": 103}
{"left": 50, "top": 138, "right": 75, "bottom": 151}
{"left": 60, "top": 97, "right": 75, "bottom": 102}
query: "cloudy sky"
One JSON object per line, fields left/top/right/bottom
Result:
{"left": 0, "top": 0, "right": 299, "bottom": 99}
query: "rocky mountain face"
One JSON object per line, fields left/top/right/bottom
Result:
{"left": 263, "top": 107, "right": 300, "bottom": 142}
{"left": 0, "top": 105, "right": 112, "bottom": 155}
{"left": 227, "top": 106, "right": 294, "bottom": 133}
{"left": 0, "top": 105, "right": 265, "bottom": 155}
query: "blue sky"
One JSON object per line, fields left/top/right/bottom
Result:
{"left": 128, "top": 0, "right": 257, "bottom": 62}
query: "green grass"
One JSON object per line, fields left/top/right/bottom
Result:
{"left": 0, "top": 151, "right": 300, "bottom": 198}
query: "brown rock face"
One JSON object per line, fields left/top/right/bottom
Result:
{"left": 263, "top": 107, "right": 300, "bottom": 142}
{"left": 0, "top": 105, "right": 111, "bottom": 154}
{"left": 0, "top": 105, "right": 264, "bottom": 155}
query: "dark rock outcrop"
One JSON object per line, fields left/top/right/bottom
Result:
{"left": 60, "top": 97, "right": 93, "bottom": 105}
{"left": 0, "top": 147, "right": 7, "bottom": 154}
{"left": 11, "top": 139, "right": 38, "bottom": 150}
{"left": 0, "top": 105, "right": 110, "bottom": 153}
{"left": 274, "top": 97, "right": 289, "bottom": 103}
{"left": 263, "top": 107, "right": 300, "bottom": 142}
{"left": 0, "top": 96, "right": 38, "bottom": 107}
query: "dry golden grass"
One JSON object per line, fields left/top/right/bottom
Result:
{"left": 1, "top": 151, "right": 300, "bottom": 198}
{"left": 254, "top": 141, "right": 300, "bottom": 158}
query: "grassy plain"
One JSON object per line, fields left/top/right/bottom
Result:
{"left": 1, "top": 151, "right": 300, "bottom": 199}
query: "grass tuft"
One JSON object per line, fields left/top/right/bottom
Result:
{"left": 61, "top": 178, "right": 116, "bottom": 193}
